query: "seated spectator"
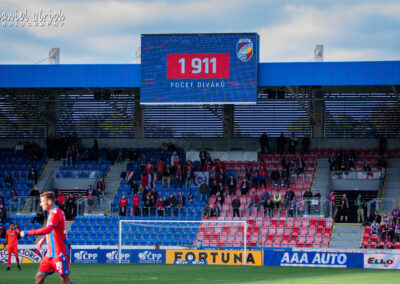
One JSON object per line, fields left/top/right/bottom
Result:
{"left": 328, "top": 153, "right": 337, "bottom": 171}
{"left": 157, "top": 159, "right": 165, "bottom": 182}
{"left": 199, "top": 180, "right": 209, "bottom": 203}
{"left": 116, "top": 148, "right": 124, "bottom": 164}
{"left": 162, "top": 164, "right": 172, "bottom": 189}
{"left": 65, "top": 194, "right": 75, "bottom": 221}
{"left": 129, "top": 147, "right": 139, "bottom": 162}
{"left": 155, "top": 197, "right": 164, "bottom": 217}
{"left": 284, "top": 187, "right": 295, "bottom": 208}
{"left": 119, "top": 194, "right": 128, "bottom": 216}
{"left": 0, "top": 208, "right": 7, "bottom": 224}
{"left": 250, "top": 166, "right": 259, "bottom": 188}
{"left": 27, "top": 167, "right": 38, "bottom": 185}
{"left": 288, "top": 198, "right": 296, "bottom": 217}
{"left": 258, "top": 167, "right": 267, "bottom": 188}
{"left": 87, "top": 185, "right": 95, "bottom": 213}
{"left": 4, "top": 173, "right": 13, "bottom": 188}
{"left": 57, "top": 193, "right": 65, "bottom": 211}
{"left": 9, "top": 189, "right": 19, "bottom": 211}
{"left": 131, "top": 193, "right": 141, "bottom": 217}
{"left": 296, "top": 155, "right": 305, "bottom": 175}
{"left": 263, "top": 197, "right": 274, "bottom": 217}
{"left": 0, "top": 224, "right": 5, "bottom": 239}
{"left": 232, "top": 195, "right": 241, "bottom": 217}
{"left": 211, "top": 202, "right": 221, "bottom": 217}
{"left": 248, "top": 191, "right": 259, "bottom": 215}
{"left": 227, "top": 175, "right": 237, "bottom": 196}
{"left": 362, "top": 162, "right": 371, "bottom": 172}
{"left": 273, "top": 191, "right": 282, "bottom": 209}
{"left": 165, "top": 193, "right": 177, "bottom": 216}
{"left": 240, "top": 178, "right": 250, "bottom": 195}
{"left": 203, "top": 203, "right": 211, "bottom": 218}
{"left": 143, "top": 195, "right": 153, "bottom": 216}
{"left": 270, "top": 168, "right": 280, "bottom": 188}
{"left": 281, "top": 168, "right": 290, "bottom": 188}
{"left": 150, "top": 188, "right": 158, "bottom": 201}
{"left": 260, "top": 188, "right": 270, "bottom": 205}
{"left": 177, "top": 192, "right": 186, "bottom": 209}
{"left": 0, "top": 193, "right": 4, "bottom": 209}
{"left": 371, "top": 220, "right": 379, "bottom": 235}
{"left": 31, "top": 211, "right": 45, "bottom": 225}
{"left": 106, "top": 147, "right": 116, "bottom": 165}
{"left": 15, "top": 141, "right": 24, "bottom": 154}
{"left": 380, "top": 220, "right": 388, "bottom": 242}
{"left": 97, "top": 178, "right": 105, "bottom": 194}
{"left": 131, "top": 180, "right": 139, "bottom": 195}
{"left": 174, "top": 164, "right": 183, "bottom": 189}
{"left": 392, "top": 205, "right": 400, "bottom": 219}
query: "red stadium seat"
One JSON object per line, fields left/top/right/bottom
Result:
{"left": 310, "top": 217, "right": 317, "bottom": 227}
{"left": 324, "top": 226, "right": 332, "bottom": 235}
{"left": 369, "top": 242, "right": 377, "bottom": 249}
{"left": 370, "top": 234, "right": 378, "bottom": 242}
{"left": 280, "top": 240, "right": 289, "bottom": 248}
{"left": 322, "top": 233, "right": 330, "bottom": 243}
{"left": 290, "top": 233, "right": 298, "bottom": 242}
{"left": 385, "top": 242, "right": 393, "bottom": 249}
{"left": 289, "top": 240, "right": 297, "bottom": 248}
{"left": 362, "top": 234, "right": 370, "bottom": 243}
{"left": 296, "top": 241, "right": 304, "bottom": 248}
{"left": 305, "top": 241, "right": 312, "bottom": 248}
{"left": 363, "top": 241, "right": 369, "bottom": 248}
{"left": 378, "top": 241, "right": 385, "bottom": 249}
{"left": 283, "top": 232, "right": 290, "bottom": 242}
{"left": 394, "top": 242, "right": 400, "bottom": 249}
{"left": 321, "top": 240, "right": 329, "bottom": 248}
{"left": 273, "top": 240, "right": 281, "bottom": 247}
{"left": 364, "top": 226, "right": 371, "bottom": 235}
{"left": 264, "top": 240, "right": 273, "bottom": 247}
{"left": 316, "top": 225, "right": 324, "bottom": 234}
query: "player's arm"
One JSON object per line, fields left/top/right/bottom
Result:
{"left": 20, "top": 224, "right": 54, "bottom": 237}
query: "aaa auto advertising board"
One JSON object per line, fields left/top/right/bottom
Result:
{"left": 264, "top": 250, "right": 364, "bottom": 268}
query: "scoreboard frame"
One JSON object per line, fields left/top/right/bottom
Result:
{"left": 140, "top": 33, "right": 259, "bottom": 105}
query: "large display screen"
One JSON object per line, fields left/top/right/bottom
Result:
{"left": 141, "top": 33, "right": 259, "bottom": 104}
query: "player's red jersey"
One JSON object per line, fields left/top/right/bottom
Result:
{"left": 5, "top": 229, "right": 19, "bottom": 247}
{"left": 27, "top": 206, "right": 68, "bottom": 258}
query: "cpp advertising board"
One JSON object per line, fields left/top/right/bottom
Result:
{"left": 141, "top": 33, "right": 259, "bottom": 104}
{"left": 71, "top": 249, "right": 166, "bottom": 264}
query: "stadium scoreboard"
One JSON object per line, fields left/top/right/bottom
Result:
{"left": 141, "top": 33, "right": 259, "bottom": 104}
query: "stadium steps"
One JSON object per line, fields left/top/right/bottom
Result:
{"left": 380, "top": 160, "right": 400, "bottom": 213}
{"left": 37, "top": 160, "right": 64, "bottom": 191}
{"left": 311, "top": 159, "right": 330, "bottom": 198}
{"left": 104, "top": 161, "right": 129, "bottom": 201}
{"left": 329, "top": 224, "right": 363, "bottom": 248}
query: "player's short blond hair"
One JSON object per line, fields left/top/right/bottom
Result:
{"left": 40, "top": 191, "right": 56, "bottom": 202}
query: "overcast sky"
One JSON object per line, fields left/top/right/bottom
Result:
{"left": 1, "top": 0, "right": 399, "bottom": 64}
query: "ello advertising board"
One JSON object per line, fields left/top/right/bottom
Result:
{"left": 71, "top": 249, "right": 166, "bottom": 264}
{"left": 166, "top": 249, "right": 262, "bottom": 266}
{"left": 264, "top": 250, "right": 363, "bottom": 268}
{"left": 364, "top": 253, "right": 400, "bottom": 269}
{"left": 141, "top": 33, "right": 259, "bottom": 104}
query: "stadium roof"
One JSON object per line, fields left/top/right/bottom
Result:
{"left": 0, "top": 61, "right": 399, "bottom": 94}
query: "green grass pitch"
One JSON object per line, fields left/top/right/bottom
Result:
{"left": 2, "top": 263, "right": 400, "bottom": 283}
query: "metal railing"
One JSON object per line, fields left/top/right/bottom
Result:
{"left": 7, "top": 196, "right": 40, "bottom": 216}
{"left": 76, "top": 196, "right": 112, "bottom": 216}
{"left": 330, "top": 170, "right": 383, "bottom": 180}
{"left": 366, "top": 198, "right": 399, "bottom": 215}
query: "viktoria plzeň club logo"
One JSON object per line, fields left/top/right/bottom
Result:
{"left": 236, "top": 39, "right": 253, "bottom": 62}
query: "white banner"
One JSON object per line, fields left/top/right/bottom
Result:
{"left": 193, "top": 172, "right": 209, "bottom": 187}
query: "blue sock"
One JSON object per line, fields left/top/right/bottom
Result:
{"left": 70, "top": 282, "right": 74, "bottom": 284}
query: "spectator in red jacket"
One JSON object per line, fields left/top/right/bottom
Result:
{"left": 131, "top": 193, "right": 140, "bottom": 217}
{"left": 155, "top": 197, "right": 164, "bottom": 217}
{"left": 57, "top": 193, "right": 65, "bottom": 211}
{"left": 119, "top": 194, "right": 128, "bottom": 216}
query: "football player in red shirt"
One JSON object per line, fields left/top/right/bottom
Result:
{"left": 20, "top": 191, "right": 73, "bottom": 284}
{"left": 5, "top": 222, "right": 21, "bottom": 270}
